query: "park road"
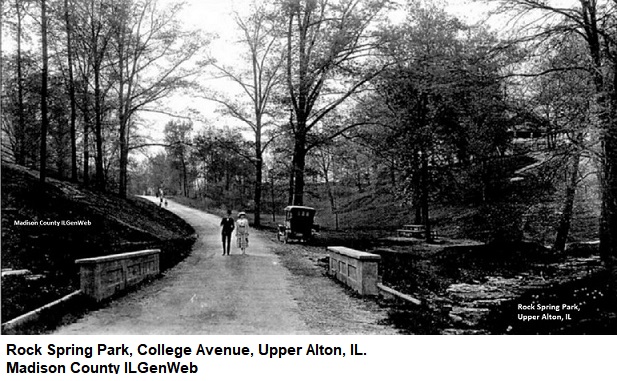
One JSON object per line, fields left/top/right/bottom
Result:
{"left": 53, "top": 197, "right": 310, "bottom": 334}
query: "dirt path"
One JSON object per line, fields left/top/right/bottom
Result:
{"left": 53, "top": 197, "right": 398, "bottom": 335}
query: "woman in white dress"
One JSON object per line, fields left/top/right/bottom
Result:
{"left": 235, "top": 212, "right": 249, "bottom": 254}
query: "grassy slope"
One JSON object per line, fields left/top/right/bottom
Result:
{"left": 299, "top": 169, "right": 599, "bottom": 246}
{"left": 1, "top": 163, "right": 195, "bottom": 322}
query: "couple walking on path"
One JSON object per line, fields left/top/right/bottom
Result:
{"left": 220, "top": 210, "right": 249, "bottom": 255}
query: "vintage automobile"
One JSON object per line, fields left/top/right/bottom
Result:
{"left": 277, "top": 206, "right": 317, "bottom": 243}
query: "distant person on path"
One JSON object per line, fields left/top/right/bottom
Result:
{"left": 158, "top": 187, "right": 165, "bottom": 207}
{"left": 220, "top": 210, "right": 235, "bottom": 256}
{"left": 236, "top": 211, "right": 249, "bottom": 255}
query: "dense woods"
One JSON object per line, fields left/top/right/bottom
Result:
{"left": 2, "top": 0, "right": 208, "bottom": 193}
{"left": 1, "top": 0, "right": 615, "bottom": 273}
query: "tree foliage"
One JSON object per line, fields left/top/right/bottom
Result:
{"left": 1, "top": 0, "right": 207, "bottom": 196}
{"left": 282, "top": 0, "right": 391, "bottom": 205}
{"left": 355, "top": 2, "right": 514, "bottom": 240}
{"left": 201, "top": 0, "right": 285, "bottom": 225}
{"left": 489, "top": 0, "right": 617, "bottom": 277}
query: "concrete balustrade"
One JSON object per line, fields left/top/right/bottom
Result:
{"left": 75, "top": 249, "right": 160, "bottom": 302}
{"left": 327, "top": 246, "right": 381, "bottom": 296}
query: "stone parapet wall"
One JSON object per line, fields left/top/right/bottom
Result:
{"left": 75, "top": 249, "right": 160, "bottom": 302}
{"left": 327, "top": 246, "right": 381, "bottom": 295}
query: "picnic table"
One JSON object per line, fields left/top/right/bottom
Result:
{"left": 396, "top": 224, "right": 438, "bottom": 239}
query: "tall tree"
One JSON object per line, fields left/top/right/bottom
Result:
{"left": 91, "top": 0, "right": 108, "bottom": 190}
{"left": 364, "top": 2, "right": 512, "bottom": 241}
{"left": 526, "top": 36, "right": 595, "bottom": 252}
{"left": 14, "top": 0, "right": 26, "bottom": 166}
{"left": 283, "top": 0, "right": 391, "bottom": 205}
{"left": 491, "top": 0, "right": 617, "bottom": 289}
{"left": 70, "top": 0, "right": 109, "bottom": 187}
{"left": 201, "top": 0, "right": 283, "bottom": 226}
{"left": 1, "top": 1, "right": 40, "bottom": 167}
{"left": 39, "top": 0, "right": 50, "bottom": 183}
{"left": 63, "top": 0, "right": 78, "bottom": 182}
{"left": 70, "top": 0, "right": 115, "bottom": 190}
{"left": 111, "top": 0, "right": 207, "bottom": 198}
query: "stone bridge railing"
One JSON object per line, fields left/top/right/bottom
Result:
{"left": 75, "top": 249, "right": 160, "bottom": 302}
{"left": 327, "top": 246, "right": 381, "bottom": 296}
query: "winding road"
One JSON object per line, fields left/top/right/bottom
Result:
{"left": 53, "top": 197, "right": 309, "bottom": 334}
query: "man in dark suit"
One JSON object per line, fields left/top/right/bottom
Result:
{"left": 220, "top": 210, "right": 235, "bottom": 255}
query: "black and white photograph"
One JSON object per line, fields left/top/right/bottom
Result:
{"left": 1, "top": 0, "right": 616, "bottom": 361}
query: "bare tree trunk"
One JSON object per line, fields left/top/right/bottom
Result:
{"left": 292, "top": 133, "right": 307, "bottom": 205}
{"left": 182, "top": 157, "right": 188, "bottom": 197}
{"left": 286, "top": 1, "right": 381, "bottom": 208}
{"left": 270, "top": 171, "right": 276, "bottom": 222}
{"left": 578, "top": 0, "right": 617, "bottom": 267}
{"left": 82, "top": 92, "right": 91, "bottom": 186}
{"left": 39, "top": 0, "right": 49, "bottom": 183}
{"left": 554, "top": 149, "right": 581, "bottom": 252}
{"left": 287, "top": 164, "right": 294, "bottom": 206}
{"left": 254, "top": 154, "right": 263, "bottom": 227}
{"left": 89, "top": 0, "right": 106, "bottom": 191}
{"left": 94, "top": 63, "right": 104, "bottom": 190}
{"left": 288, "top": 6, "right": 309, "bottom": 207}
{"left": 115, "top": 6, "right": 133, "bottom": 199}
{"left": 118, "top": 23, "right": 128, "bottom": 198}
{"left": 599, "top": 111, "right": 617, "bottom": 260}
{"left": 599, "top": 108, "right": 617, "bottom": 302}
{"left": 254, "top": 113, "right": 263, "bottom": 226}
{"left": 607, "top": 65, "right": 617, "bottom": 300}
{"left": 15, "top": 1, "right": 26, "bottom": 166}
{"left": 329, "top": 190, "right": 339, "bottom": 230}
{"left": 118, "top": 125, "right": 129, "bottom": 197}
{"left": 414, "top": 153, "right": 422, "bottom": 224}
{"left": 117, "top": 67, "right": 130, "bottom": 198}
{"left": 64, "top": 0, "right": 78, "bottom": 182}
{"left": 420, "top": 150, "right": 433, "bottom": 243}
{"left": 414, "top": 201, "right": 422, "bottom": 225}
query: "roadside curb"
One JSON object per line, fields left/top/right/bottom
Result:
{"left": 377, "top": 283, "right": 422, "bottom": 305}
{"left": 1, "top": 290, "right": 82, "bottom": 334}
